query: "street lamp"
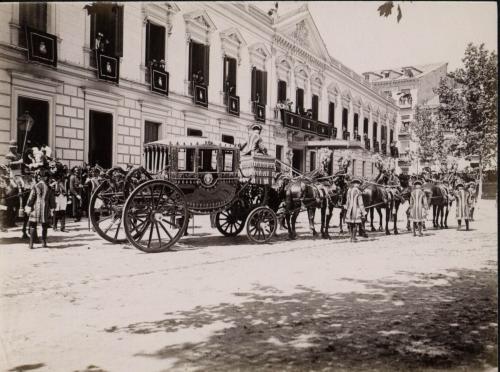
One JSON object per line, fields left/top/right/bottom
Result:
{"left": 17, "top": 111, "right": 34, "bottom": 157}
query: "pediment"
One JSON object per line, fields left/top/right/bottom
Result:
{"left": 248, "top": 42, "right": 271, "bottom": 69}
{"left": 275, "top": 8, "right": 331, "bottom": 62}
{"left": 220, "top": 27, "right": 246, "bottom": 46}
{"left": 184, "top": 10, "right": 216, "bottom": 32}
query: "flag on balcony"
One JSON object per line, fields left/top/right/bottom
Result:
{"left": 26, "top": 27, "right": 57, "bottom": 67}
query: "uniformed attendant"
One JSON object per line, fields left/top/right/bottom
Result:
{"left": 25, "top": 169, "right": 55, "bottom": 248}
{"left": 69, "top": 166, "right": 82, "bottom": 222}
{"left": 454, "top": 181, "right": 472, "bottom": 231}
{"left": 344, "top": 177, "right": 366, "bottom": 242}
{"left": 467, "top": 181, "right": 477, "bottom": 221}
{"left": 409, "top": 179, "right": 428, "bottom": 237}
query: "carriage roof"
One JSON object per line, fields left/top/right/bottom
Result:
{"left": 144, "top": 136, "right": 239, "bottom": 151}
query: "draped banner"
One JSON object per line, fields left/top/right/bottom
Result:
{"left": 26, "top": 27, "right": 57, "bottom": 67}
{"left": 227, "top": 95, "right": 240, "bottom": 116}
{"left": 150, "top": 66, "right": 169, "bottom": 96}
{"left": 96, "top": 51, "right": 120, "bottom": 84}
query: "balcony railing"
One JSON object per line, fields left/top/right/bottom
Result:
{"left": 280, "top": 109, "right": 332, "bottom": 139}
{"left": 342, "top": 130, "right": 350, "bottom": 140}
{"left": 374, "top": 141, "right": 380, "bottom": 153}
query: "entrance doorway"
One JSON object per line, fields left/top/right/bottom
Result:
{"left": 89, "top": 110, "right": 113, "bottom": 168}
{"left": 17, "top": 96, "right": 49, "bottom": 151}
{"left": 292, "top": 149, "right": 303, "bottom": 174}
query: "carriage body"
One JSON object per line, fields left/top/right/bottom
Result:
{"left": 143, "top": 138, "right": 240, "bottom": 215}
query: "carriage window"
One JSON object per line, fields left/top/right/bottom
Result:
{"left": 177, "top": 148, "right": 195, "bottom": 171}
{"left": 198, "top": 149, "right": 218, "bottom": 172}
{"left": 222, "top": 150, "right": 234, "bottom": 172}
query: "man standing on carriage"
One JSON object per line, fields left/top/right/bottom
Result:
{"left": 409, "top": 179, "right": 428, "bottom": 237}
{"left": 344, "top": 177, "right": 366, "bottom": 242}
{"left": 239, "top": 123, "right": 268, "bottom": 156}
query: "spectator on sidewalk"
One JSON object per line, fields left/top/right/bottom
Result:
{"left": 69, "top": 166, "right": 82, "bottom": 222}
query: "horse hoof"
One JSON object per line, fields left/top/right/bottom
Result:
{"left": 312, "top": 231, "right": 318, "bottom": 237}
{"left": 385, "top": 231, "right": 391, "bottom": 236}
{"left": 394, "top": 230, "right": 399, "bottom": 235}
{"left": 371, "top": 227, "right": 376, "bottom": 232}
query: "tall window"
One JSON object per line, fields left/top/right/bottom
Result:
{"left": 296, "top": 88, "right": 304, "bottom": 114}
{"left": 277, "top": 80, "right": 287, "bottom": 102}
{"left": 373, "top": 122, "right": 378, "bottom": 141}
{"left": 353, "top": 113, "right": 359, "bottom": 136}
{"left": 342, "top": 108, "right": 348, "bottom": 132}
{"left": 145, "top": 21, "right": 166, "bottom": 81}
{"left": 223, "top": 56, "right": 237, "bottom": 97}
{"left": 390, "top": 129, "right": 394, "bottom": 144}
{"left": 88, "top": 3, "right": 124, "bottom": 63}
{"left": 311, "top": 95, "right": 319, "bottom": 120}
{"left": 363, "top": 118, "right": 369, "bottom": 135}
{"left": 251, "top": 67, "right": 267, "bottom": 105}
{"left": 189, "top": 41, "right": 210, "bottom": 86}
{"left": 328, "top": 102, "right": 335, "bottom": 125}
{"left": 276, "top": 144, "right": 283, "bottom": 172}
{"left": 352, "top": 159, "right": 356, "bottom": 175}
{"left": 17, "top": 97, "right": 49, "bottom": 151}
{"left": 19, "top": 3, "right": 47, "bottom": 48}
{"left": 144, "top": 121, "right": 160, "bottom": 144}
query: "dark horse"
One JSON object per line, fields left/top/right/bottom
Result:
{"left": 274, "top": 149, "right": 340, "bottom": 240}
{"left": 422, "top": 181, "right": 451, "bottom": 229}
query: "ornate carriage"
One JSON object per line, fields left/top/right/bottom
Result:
{"left": 89, "top": 137, "right": 280, "bottom": 253}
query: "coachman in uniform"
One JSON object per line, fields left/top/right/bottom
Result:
{"left": 409, "top": 179, "right": 428, "bottom": 237}
{"left": 344, "top": 177, "right": 366, "bottom": 242}
{"left": 454, "top": 181, "right": 472, "bottom": 231}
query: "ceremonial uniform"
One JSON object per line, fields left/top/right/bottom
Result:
{"left": 409, "top": 180, "right": 428, "bottom": 236}
{"left": 26, "top": 174, "right": 55, "bottom": 248}
{"left": 69, "top": 169, "right": 82, "bottom": 221}
{"left": 454, "top": 183, "right": 472, "bottom": 230}
{"left": 344, "top": 178, "right": 366, "bottom": 242}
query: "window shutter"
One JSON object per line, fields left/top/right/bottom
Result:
{"left": 188, "top": 41, "right": 193, "bottom": 80}
{"left": 251, "top": 67, "right": 257, "bottom": 102}
{"left": 114, "top": 5, "right": 124, "bottom": 57}
{"left": 261, "top": 70, "right": 267, "bottom": 104}
{"left": 157, "top": 24, "right": 165, "bottom": 62}
{"left": 329, "top": 102, "right": 335, "bottom": 124}
{"left": 203, "top": 44, "right": 210, "bottom": 85}
{"left": 145, "top": 21, "right": 151, "bottom": 66}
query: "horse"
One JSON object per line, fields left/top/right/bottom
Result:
{"left": 422, "top": 180, "right": 450, "bottom": 229}
{"left": 363, "top": 160, "right": 402, "bottom": 235}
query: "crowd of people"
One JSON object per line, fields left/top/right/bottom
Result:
{"left": 0, "top": 141, "right": 103, "bottom": 248}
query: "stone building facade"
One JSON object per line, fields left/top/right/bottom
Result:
{"left": 363, "top": 63, "right": 448, "bottom": 173}
{"left": 0, "top": 2, "right": 399, "bottom": 177}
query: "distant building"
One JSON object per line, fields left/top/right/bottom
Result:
{"left": 363, "top": 63, "right": 448, "bottom": 173}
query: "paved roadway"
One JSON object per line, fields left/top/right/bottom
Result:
{"left": 0, "top": 200, "right": 497, "bottom": 372}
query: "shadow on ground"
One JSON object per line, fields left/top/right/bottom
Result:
{"left": 105, "top": 268, "right": 497, "bottom": 371}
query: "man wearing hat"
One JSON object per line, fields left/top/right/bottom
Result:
{"left": 409, "top": 179, "right": 428, "bottom": 237}
{"left": 239, "top": 123, "right": 268, "bottom": 156}
{"left": 344, "top": 177, "right": 366, "bottom": 242}
{"left": 454, "top": 181, "right": 472, "bottom": 231}
{"left": 69, "top": 166, "right": 82, "bottom": 222}
{"left": 25, "top": 168, "right": 55, "bottom": 248}
{"left": 467, "top": 181, "right": 477, "bottom": 221}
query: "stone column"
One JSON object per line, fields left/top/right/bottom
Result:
{"left": 347, "top": 101, "right": 354, "bottom": 140}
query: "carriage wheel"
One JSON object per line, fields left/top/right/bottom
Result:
{"left": 123, "top": 166, "right": 153, "bottom": 198}
{"left": 246, "top": 206, "right": 277, "bottom": 244}
{"left": 215, "top": 199, "right": 247, "bottom": 237}
{"left": 123, "top": 180, "right": 188, "bottom": 253}
{"left": 89, "top": 179, "right": 127, "bottom": 243}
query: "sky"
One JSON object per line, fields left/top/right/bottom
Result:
{"left": 253, "top": 1, "right": 498, "bottom": 74}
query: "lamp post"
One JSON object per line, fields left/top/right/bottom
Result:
{"left": 17, "top": 111, "right": 34, "bottom": 157}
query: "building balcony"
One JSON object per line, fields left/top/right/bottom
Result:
{"left": 342, "top": 130, "right": 350, "bottom": 141}
{"left": 280, "top": 109, "right": 332, "bottom": 139}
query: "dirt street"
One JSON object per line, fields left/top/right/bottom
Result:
{"left": 0, "top": 200, "right": 497, "bottom": 372}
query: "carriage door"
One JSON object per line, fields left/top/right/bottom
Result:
{"left": 89, "top": 110, "right": 113, "bottom": 168}
{"left": 292, "top": 149, "right": 303, "bottom": 174}
{"left": 17, "top": 96, "right": 49, "bottom": 151}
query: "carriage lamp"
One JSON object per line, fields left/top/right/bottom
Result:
{"left": 17, "top": 111, "right": 34, "bottom": 156}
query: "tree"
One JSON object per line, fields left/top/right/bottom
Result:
{"left": 436, "top": 43, "right": 498, "bottom": 195}
{"left": 412, "top": 105, "right": 447, "bottom": 167}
